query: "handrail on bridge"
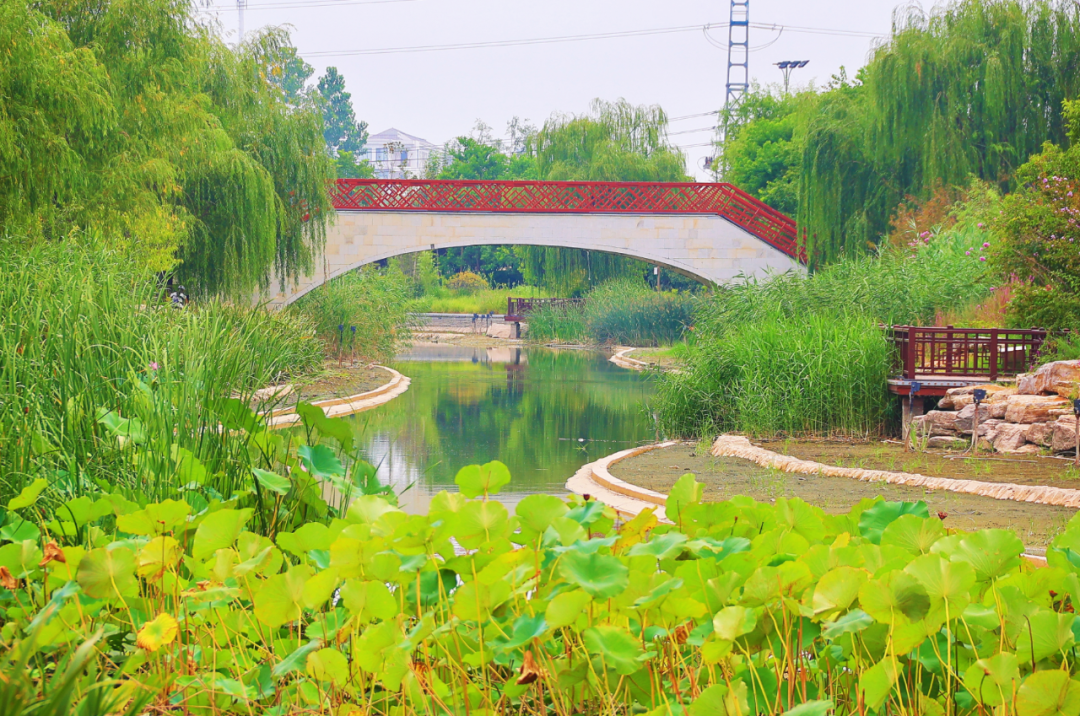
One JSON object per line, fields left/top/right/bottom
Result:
{"left": 889, "top": 325, "right": 1060, "bottom": 381}
{"left": 329, "top": 179, "right": 805, "bottom": 263}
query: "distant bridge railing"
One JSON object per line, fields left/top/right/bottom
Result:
{"left": 505, "top": 297, "right": 585, "bottom": 322}
{"left": 890, "top": 326, "right": 1057, "bottom": 381}
{"left": 329, "top": 179, "right": 804, "bottom": 263}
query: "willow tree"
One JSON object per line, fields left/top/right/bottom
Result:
{"left": 524, "top": 99, "right": 690, "bottom": 293}
{"left": 0, "top": 0, "right": 334, "bottom": 296}
{"left": 794, "top": 0, "right": 1080, "bottom": 262}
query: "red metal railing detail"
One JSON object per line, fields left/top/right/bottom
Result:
{"left": 890, "top": 326, "right": 1056, "bottom": 380}
{"left": 330, "top": 179, "right": 804, "bottom": 263}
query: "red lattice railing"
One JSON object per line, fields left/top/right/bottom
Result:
{"left": 890, "top": 326, "right": 1056, "bottom": 381}
{"left": 330, "top": 179, "right": 804, "bottom": 263}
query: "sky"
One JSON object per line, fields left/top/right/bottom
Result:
{"left": 199, "top": 0, "right": 907, "bottom": 180}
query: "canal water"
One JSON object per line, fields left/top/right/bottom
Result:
{"left": 350, "top": 344, "right": 657, "bottom": 511}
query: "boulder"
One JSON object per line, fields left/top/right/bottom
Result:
{"left": 1003, "top": 394, "right": 1070, "bottom": 424}
{"left": 954, "top": 403, "right": 992, "bottom": 433}
{"left": 991, "top": 423, "right": 1028, "bottom": 453}
{"left": 988, "top": 402, "right": 1008, "bottom": 419}
{"left": 486, "top": 323, "right": 515, "bottom": 339}
{"left": 1024, "top": 421, "right": 1055, "bottom": 447}
{"left": 1053, "top": 414, "right": 1080, "bottom": 453}
{"left": 926, "top": 436, "right": 967, "bottom": 450}
{"left": 1013, "top": 443, "right": 1043, "bottom": 454}
{"left": 922, "top": 410, "right": 959, "bottom": 436}
{"left": 1017, "top": 360, "right": 1080, "bottom": 397}
{"left": 940, "top": 384, "right": 1014, "bottom": 410}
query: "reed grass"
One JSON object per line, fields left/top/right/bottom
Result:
{"left": 0, "top": 237, "right": 323, "bottom": 505}
{"left": 407, "top": 285, "right": 551, "bottom": 314}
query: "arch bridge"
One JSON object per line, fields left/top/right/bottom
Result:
{"left": 269, "top": 179, "right": 804, "bottom": 306}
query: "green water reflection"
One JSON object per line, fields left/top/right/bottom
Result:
{"left": 351, "top": 344, "right": 657, "bottom": 510}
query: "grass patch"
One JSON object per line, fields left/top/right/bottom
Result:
{"left": 408, "top": 285, "right": 551, "bottom": 314}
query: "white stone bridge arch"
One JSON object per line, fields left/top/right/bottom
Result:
{"left": 267, "top": 180, "right": 805, "bottom": 306}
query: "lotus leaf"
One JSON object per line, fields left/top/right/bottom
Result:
{"left": 811, "top": 566, "right": 869, "bottom": 615}
{"left": 858, "top": 501, "right": 929, "bottom": 545}
{"left": 273, "top": 640, "right": 324, "bottom": 678}
{"left": 192, "top": 508, "right": 252, "bottom": 560}
{"left": 454, "top": 460, "right": 511, "bottom": 498}
{"left": 452, "top": 579, "right": 511, "bottom": 621}
{"left": 298, "top": 443, "right": 345, "bottom": 478}
{"left": 453, "top": 500, "right": 510, "bottom": 550}
{"left": 559, "top": 550, "right": 629, "bottom": 598}
{"left": 964, "top": 652, "right": 1020, "bottom": 707}
{"left": 296, "top": 401, "right": 354, "bottom": 451}
{"left": 859, "top": 657, "right": 899, "bottom": 710}
{"left": 252, "top": 468, "right": 291, "bottom": 495}
{"left": 254, "top": 565, "right": 311, "bottom": 627}
{"left": 515, "top": 493, "right": 569, "bottom": 542}
{"left": 7, "top": 479, "right": 48, "bottom": 511}
{"left": 859, "top": 571, "right": 930, "bottom": 625}
{"left": 1017, "top": 609, "right": 1076, "bottom": 665}
{"left": 546, "top": 589, "right": 592, "bottom": 628}
{"left": 136, "top": 612, "right": 179, "bottom": 652}
{"left": 346, "top": 496, "right": 402, "bottom": 526}
{"left": 880, "top": 513, "right": 946, "bottom": 555}
{"left": 341, "top": 579, "right": 398, "bottom": 622}
{"left": 307, "top": 647, "right": 350, "bottom": 687}
{"left": 713, "top": 605, "right": 757, "bottom": 641}
{"left": 783, "top": 700, "right": 835, "bottom": 716}
{"left": 666, "top": 472, "right": 703, "bottom": 525}
{"left": 0, "top": 519, "right": 39, "bottom": 544}
{"left": 136, "top": 536, "right": 181, "bottom": 578}
{"left": 952, "top": 529, "right": 1024, "bottom": 583}
{"left": 584, "top": 625, "right": 647, "bottom": 675}
{"left": 1016, "top": 670, "right": 1080, "bottom": 716}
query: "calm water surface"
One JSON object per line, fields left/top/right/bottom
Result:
{"left": 349, "top": 344, "right": 657, "bottom": 511}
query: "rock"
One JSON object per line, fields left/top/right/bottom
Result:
{"left": 988, "top": 402, "right": 1008, "bottom": 419}
{"left": 1017, "top": 360, "right": 1080, "bottom": 397}
{"left": 1024, "top": 422, "right": 1055, "bottom": 447}
{"left": 486, "top": 323, "right": 515, "bottom": 339}
{"left": 922, "top": 410, "right": 959, "bottom": 436}
{"left": 1053, "top": 415, "right": 1080, "bottom": 453}
{"left": 991, "top": 423, "right": 1028, "bottom": 453}
{"left": 1004, "top": 394, "right": 1071, "bottom": 423}
{"left": 926, "top": 436, "right": 967, "bottom": 450}
{"left": 1013, "top": 443, "right": 1043, "bottom": 454}
{"left": 252, "top": 384, "right": 293, "bottom": 401}
{"left": 940, "top": 384, "right": 1014, "bottom": 410}
{"left": 954, "top": 404, "right": 992, "bottom": 432}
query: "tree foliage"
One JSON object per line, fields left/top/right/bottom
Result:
{"left": 0, "top": 0, "right": 335, "bottom": 296}
{"left": 318, "top": 66, "right": 368, "bottom": 155}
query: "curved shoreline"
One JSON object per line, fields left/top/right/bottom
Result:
{"left": 609, "top": 346, "right": 651, "bottom": 371}
{"left": 567, "top": 436, "right": 1057, "bottom": 563}
{"left": 266, "top": 365, "right": 411, "bottom": 428}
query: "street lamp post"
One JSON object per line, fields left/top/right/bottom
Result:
{"left": 774, "top": 60, "right": 809, "bottom": 94}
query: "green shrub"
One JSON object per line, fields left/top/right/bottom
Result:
{"left": 583, "top": 280, "right": 693, "bottom": 346}
{"left": 0, "top": 465, "right": 1073, "bottom": 716}
{"left": 525, "top": 304, "right": 588, "bottom": 343}
{"left": 290, "top": 267, "right": 412, "bottom": 362}
{"left": 445, "top": 270, "right": 490, "bottom": 293}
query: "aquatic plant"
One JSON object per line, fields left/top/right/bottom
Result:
{"left": 1, "top": 464, "right": 1078, "bottom": 715}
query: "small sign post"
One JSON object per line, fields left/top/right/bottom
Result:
{"left": 970, "top": 388, "right": 987, "bottom": 454}
{"left": 1073, "top": 399, "right": 1080, "bottom": 467}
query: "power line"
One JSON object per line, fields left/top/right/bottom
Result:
{"left": 668, "top": 110, "right": 720, "bottom": 122}
{"left": 666, "top": 126, "right": 717, "bottom": 137}
{"left": 302, "top": 22, "right": 720, "bottom": 57}
{"left": 199, "top": 0, "right": 413, "bottom": 11}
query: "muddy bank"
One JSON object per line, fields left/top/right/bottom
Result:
{"left": 610, "top": 444, "right": 1075, "bottom": 547}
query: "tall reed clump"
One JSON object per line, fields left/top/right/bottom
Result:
{"left": 528, "top": 279, "right": 694, "bottom": 345}
{"left": 289, "top": 267, "right": 412, "bottom": 362}
{"left": 655, "top": 226, "right": 992, "bottom": 438}
{"left": 0, "top": 237, "right": 323, "bottom": 505}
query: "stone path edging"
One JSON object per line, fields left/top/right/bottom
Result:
{"left": 565, "top": 441, "right": 683, "bottom": 523}
{"left": 266, "top": 366, "right": 410, "bottom": 428}
{"left": 609, "top": 347, "right": 650, "bottom": 371}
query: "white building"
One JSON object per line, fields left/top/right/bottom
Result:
{"left": 359, "top": 128, "right": 438, "bottom": 179}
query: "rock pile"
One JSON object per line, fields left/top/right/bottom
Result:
{"left": 912, "top": 360, "right": 1080, "bottom": 454}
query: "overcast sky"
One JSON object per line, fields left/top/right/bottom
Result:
{"left": 200, "top": 0, "right": 906, "bottom": 179}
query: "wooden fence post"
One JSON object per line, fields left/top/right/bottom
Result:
{"left": 989, "top": 329, "right": 999, "bottom": 381}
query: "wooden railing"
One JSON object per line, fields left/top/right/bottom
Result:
{"left": 890, "top": 326, "right": 1056, "bottom": 380}
{"left": 506, "top": 297, "right": 585, "bottom": 321}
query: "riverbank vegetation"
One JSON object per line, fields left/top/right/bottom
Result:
{"left": 655, "top": 204, "right": 997, "bottom": 437}
{"left": 3, "top": 464, "right": 1079, "bottom": 715}
{"left": 528, "top": 279, "right": 694, "bottom": 346}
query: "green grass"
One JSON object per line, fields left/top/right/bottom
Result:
{"left": 408, "top": 285, "right": 551, "bottom": 314}
{"left": 0, "top": 236, "right": 324, "bottom": 505}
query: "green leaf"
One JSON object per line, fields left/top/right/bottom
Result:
{"left": 298, "top": 443, "right": 345, "bottom": 479}
{"left": 276, "top": 523, "right": 332, "bottom": 557}
{"left": 904, "top": 553, "right": 975, "bottom": 617}
{"left": 858, "top": 501, "right": 929, "bottom": 545}
{"left": 559, "top": 551, "right": 629, "bottom": 598}
{"left": 302, "top": 569, "right": 341, "bottom": 609}
{"left": 341, "top": 579, "right": 398, "bottom": 623}
{"left": 546, "top": 589, "right": 591, "bottom": 628}
{"left": 96, "top": 409, "right": 146, "bottom": 444}
{"left": 0, "top": 519, "right": 40, "bottom": 544}
{"left": 859, "top": 571, "right": 930, "bottom": 625}
{"left": 297, "top": 401, "right": 354, "bottom": 451}
{"left": 1016, "top": 670, "right": 1080, "bottom": 716}
{"left": 252, "top": 468, "right": 291, "bottom": 496}
{"left": 811, "top": 566, "right": 868, "bottom": 615}
{"left": 822, "top": 609, "right": 874, "bottom": 640}
{"left": 951, "top": 529, "right": 1024, "bottom": 583}
{"left": 192, "top": 509, "right": 252, "bottom": 560}
{"left": 77, "top": 547, "right": 137, "bottom": 600}
{"left": 307, "top": 647, "right": 350, "bottom": 687}
{"left": 452, "top": 580, "right": 511, "bottom": 622}
{"left": 116, "top": 499, "right": 191, "bottom": 536}
{"left": 346, "top": 496, "right": 401, "bottom": 525}
{"left": 1017, "top": 609, "right": 1075, "bottom": 664}
{"left": 515, "top": 494, "right": 568, "bottom": 541}
{"left": 783, "top": 700, "right": 835, "bottom": 716}
{"left": 454, "top": 460, "right": 511, "bottom": 498}
{"left": 171, "top": 446, "right": 208, "bottom": 486}
{"left": 880, "top": 513, "right": 945, "bottom": 555}
{"left": 964, "top": 652, "right": 1019, "bottom": 707}
{"left": 626, "top": 532, "right": 688, "bottom": 560}
{"left": 8, "top": 479, "right": 48, "bottom": 511}
{"left": 666, "top": 472, "right": 703, "bottom": 525}
{"left": 712, "top": 606, "right": 757, "bottom": 641}
{"left": 452, "top": 500, "right": 510, "bottom": 550}
{"left": 494, "top": 614, "right": 548, "bottom": 651}
{"left": 273, "top": 640, "right": 323, "bottom": 678}
{"left": 858, "top": 658, "right": 899, "bottom": 711}
{"left": 254, "top": 565, "right": 311, "bottom": 628}
{"left": 583, "top": 625, "right": 647, "bottom": 675}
